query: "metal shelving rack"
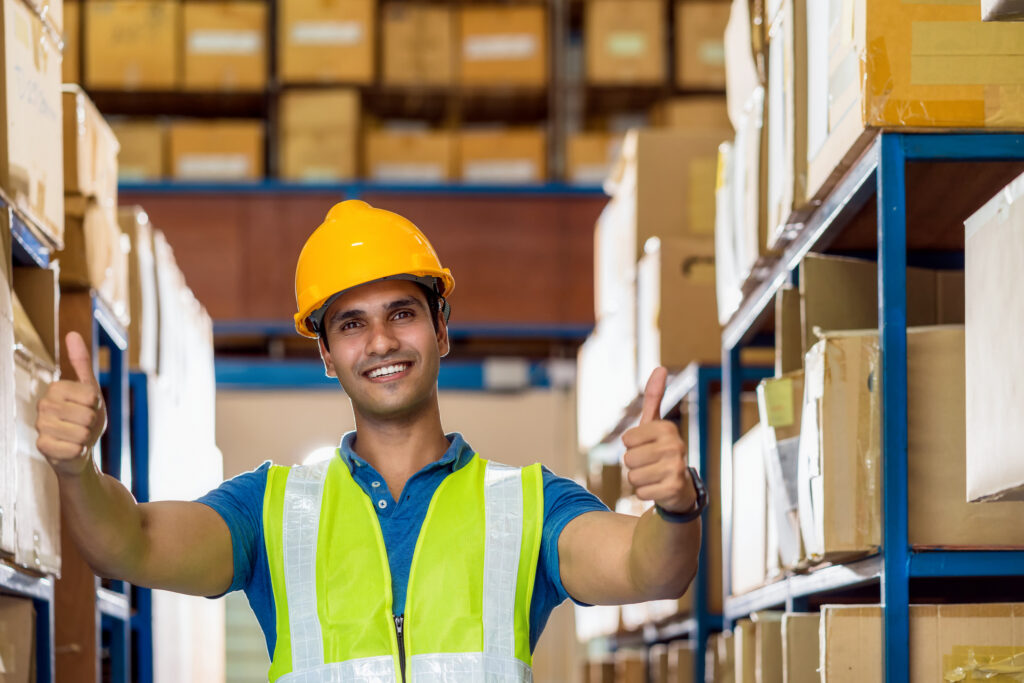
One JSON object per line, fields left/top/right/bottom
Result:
{"left": 129, "top": 371, "right": 154, "bottom": 683}
{"left": 720, "top": 131, "right": 1024, "bottom": 682}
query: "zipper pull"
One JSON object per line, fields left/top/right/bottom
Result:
{"left": 394, "top": 614, "right": 406, "bottom": 682}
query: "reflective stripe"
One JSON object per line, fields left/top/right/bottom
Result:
{"left": 408, "top": 653, "right": 532, "bottom": 683}
{"left": 482, "top": 462, "right": 524, "bottom": 661}
{"left": 283, "top": 460, "right": 332, "bottom": 672}
{"left": 277, "top": 655, "right": 397, "bottom": 683}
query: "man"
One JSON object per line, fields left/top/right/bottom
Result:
{"left": 37, "top": 200, "right": 704, "bottom": 682}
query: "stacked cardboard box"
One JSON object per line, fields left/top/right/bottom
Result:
{"left": 781, "top": 613, "right": 819, "bottom": 683}
{"left": 459, "top": 128, "right": 546, "bottom": 184}
{"left": 705, "top": 632, "right": 734, "bottom": 683}
{"left": 566, "top": 132, "right": 621, "bottom": 186}
{"left": 458, "top": 5, "right": 547, "bottom": 87}
{"left": 110, "top": 120, "right": 165, "bottom": 181}
{"left": 382, "top": 3, "right": 454, "bottom": 86}
{"left": 279, "top": 89, "right": 360, "bottom": 182}
{"left": 277, "top": 0, "right": 376, "bottom": 84}
{"left": 733, "top": 611, "right": 783, "bottom": 683}
{"left": 650, "top": 96, "right": 731, "bottom": 132}
{"left": 84, "top": 0, "right": 180, "bottom": 91}
{"left": 168, "top": 120, "right": 264, "bottom": 180}
{"left": 59, "top": 85, "right": 128, "bottom": 326}
{"left": 675, "top": 1, "right": 729, "bottom": 90}
{"left": 364, "top": 127, "right": 456, "bottom": 183}
{"left": 63, "top": 0, "right": 79, "bottom": 83}
{"left": 0, "top": 596, "right": 36, "bottom": 681}
{"left": 615, "top": 650, "right": 647, "bottom": 683}
{"left": 585, "top": 0, "right": 666, "bottom": 85}
{"left": 181, "top": 0, "right": 267, "bottom": 92}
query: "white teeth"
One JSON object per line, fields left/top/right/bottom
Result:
{"left": 368, "top": 363, "right": 408, "bottom": 379}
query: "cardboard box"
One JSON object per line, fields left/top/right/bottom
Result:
{"left": 706, "top": 632, "right": 735, "bottom": 683}
{"left": 119, "top": 206, "right": 159, "bottom": 374}
{"left": 168, "top": 120, "right": 264, "bottom": 180}
{"left": 965, "top": 173, "right": 1024, "bottom": 502}
{"left": 364, "top": 128, "right": 455, "bottom": 183}
{"left": 756, "top": 371, "right": 805, "bottom": 570}
{"left": 650, "top": 644, "right": 670, "bottom": 683}
{"left": 764, "top": 0, "right": 807, "bottom": 251}
{"left": 781, "top": 613, "right": 819, "bottom": 683}
{"left": 734, "top": 619, "right": 756, "bottom": 683}
{"left": 576, "top": 310, "right": 637, "bottom": 451}
{"left": 459, "top": 5, "right": 547, "bottom": 86}
{"left": 0, "top": 596, "right": 35, "bottom": 683}
{"left": 637, "top": 237, "right": 720, "bottom": 387}
{"left": 279, "top": 89, "right": 359, "bottom": 182}
{"left": 821, "top": 603, "right": 1024, "bottom": 681}
{"left": 1, "top": 0, "right": 64, "bottom": 248}
{"left": 650, "top": 96, "right": 731, "bottom": 132}
{"left": 585, "top": 0, "right": 666, "bottom": 85}
{"left": 278, "top": 0, "right": 375, "bottom": 84}
{"left": 110, "top": 119, "right": 165, "bottom": 181}
{"left": 733, "top": 86, "right": 770, "bottom": 285}
{"left": 724, "top": 0, "right": 760, "bottom": 130}
{"left": 615, "top": 650, "right": 647, "bottom": 683}
{"left": 0, "top": 224, "right": 13, "bottom": 558}
{"left": 731, "top": 425, "right": 769, "bottom": 595}
{"left": 382, "top": 3, "right": 454, "bottom": 86}
{"left": 666, "top": 642, "right": 694, "bottom": 683}
{"left": 587, "top": 659, "right": 616, "bottom": 683}
{"left": 774, "top": 286, "right": 801, "bottom": 375}
{"left": 805, "top": 0, "right": 1024, "bottom": 202}
{"left": 752, "top": 612, "right": 783, "bottom": 683}
{"left": 714, "top": 142, "right": 741, "bottom": 324}
{"left": 84, "top": 0, "right": 179, "bottom": 91}
{"left": 63, "top": 0, "right": 78, "bottom": 84}
{"left": 798, "top": 326, "right": 1024, "bottom": 564}
{"left": 182, "top": 1, "right": 267, "bottom": 92}
{"left": 58, "top": 199, "right": 130, "bottom": 326}
{"left": 983, "top": 0, "right": 1024, "bottom": 20}
{"left": 675, "top": 1, "right": 729, "bottom": 90}
{"left": 566, "top": 132, "right": 620, "bottom": 185}
{"left": 62, "top": 85, "right": 120, "bottom": 210}
{"left": 459, "top": 128, "right": 546, "bottom": 184}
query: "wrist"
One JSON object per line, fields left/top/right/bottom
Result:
{"left": 51, "top": 449, "right": 97, "bottom": 480}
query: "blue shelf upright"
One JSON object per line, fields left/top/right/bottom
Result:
{"left": 129, "top": 371, "right": 154, "bottom": 683}
{"left": 720, "top": 131, "right": 1024, "bottom": 683}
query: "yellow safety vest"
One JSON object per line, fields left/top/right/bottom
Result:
{"left": 262, "top": 452, "right": 544, "bottom": 682}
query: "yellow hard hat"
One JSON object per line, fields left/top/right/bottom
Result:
{"left": 294, "top": 200, "right": 455, "bottom": 338}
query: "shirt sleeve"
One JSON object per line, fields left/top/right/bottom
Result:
{"left": 194, "top": 461, "right": 271, "bottom": 596}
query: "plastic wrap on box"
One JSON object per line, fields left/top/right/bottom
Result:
{"left": 983, "top": 0, "right": 1024, "bottom": 20}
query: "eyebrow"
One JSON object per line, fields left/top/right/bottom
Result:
{"left": 328, "top": 297, "right": 427, "bottom": 327}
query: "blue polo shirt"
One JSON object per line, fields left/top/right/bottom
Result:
{"left": 196, "top": 432, "right": 608, "bottom": 657}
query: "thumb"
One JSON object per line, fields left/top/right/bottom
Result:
{"left": 65, "top": 331, "right": 98, "bottom": 386}
{"left": 639, "top": 367, "right": 668, "bottom": 425}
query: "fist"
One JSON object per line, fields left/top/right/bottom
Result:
{"left": 621, "top": 367, "right": 695, "bottom": 514}
{"left": 35, "top": 331, "right": 107, "bottom": 477}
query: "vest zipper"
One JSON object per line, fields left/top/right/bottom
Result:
{"left": 394, "top": 613, "right": 406, "bottom": 682}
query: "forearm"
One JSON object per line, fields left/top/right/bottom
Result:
{"left": 56, "top": 459, "right": 148, "bottom": 580}
{"left": 626, "top": 507, "right": 701, "bottom": 600}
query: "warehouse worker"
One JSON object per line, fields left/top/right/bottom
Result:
{"left": 37, "top": 200, "right": 705, "bottom": 682}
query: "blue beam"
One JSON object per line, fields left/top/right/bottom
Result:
{"left": 900, "top": 132, "right": 1024, "bottom": 161}
{"left": 910, "top": 551, "right": 1024, "bottom": 578}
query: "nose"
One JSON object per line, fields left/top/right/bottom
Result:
{"left": 365, "top": 319, "right": 400, "bottom": 357}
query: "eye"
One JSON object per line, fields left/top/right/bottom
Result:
{"left": 339, "top": 320, "right": 361, "bottom": 332}
{"left": 392, "top": 309, "right": 415, "bottom": 321}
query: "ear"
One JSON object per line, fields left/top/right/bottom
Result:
{"left": 317, "top": 337, "right": 337, "bottom": 378}
{"left": 437, "top": 315, "right": 450, "bottom": 359}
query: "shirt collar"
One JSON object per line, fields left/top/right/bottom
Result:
{"left": 337, "top": 431, "right": 476, "bottom": 473}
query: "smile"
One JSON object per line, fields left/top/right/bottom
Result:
{"left": 365, "top": 363, "right": 412, "bottom": 381}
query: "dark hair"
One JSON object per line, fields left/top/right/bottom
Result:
{"left": 318, "top": 282, "right": 446, "bottom": 351}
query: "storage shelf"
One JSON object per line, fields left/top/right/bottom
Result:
{"left": 0, "top": 562, "right": 54, "bottom": 603}
{"left": 8, "top": 203, "right": 52, "bottom": 269}
{"left": 96, "top": 587, "right": 131, "bottom": 622}
{"left": 119, "top": 179, "right": 607, "bottom": 196}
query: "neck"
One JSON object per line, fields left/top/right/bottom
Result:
{"left": 350, "top": 397, "right": 450, "bottom": 500}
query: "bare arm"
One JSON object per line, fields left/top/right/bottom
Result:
{"left": 558, "top": 368, "right": 701, "bottom": 604}
{"left": 39, "top": 332, "right": 234, "bottom": 597}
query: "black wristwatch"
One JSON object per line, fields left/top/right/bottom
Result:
{"left": 654, "top": 467, "right": 709, "bottom": 524}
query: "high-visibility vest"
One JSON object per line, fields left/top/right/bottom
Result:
{"left": 262, "top": 452, "right": 545, "bottom": 682}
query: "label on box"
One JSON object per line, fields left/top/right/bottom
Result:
{"left": 291, "top": 21, "right": 363, "bottom": 46}
{"left": 570, "top": 163, "right": 610, "bottom": 185}
{"left": 188, "top": 30, "right": 262, "bottom": 55}
{"left": 463, "top": 160, "right": 537, "bottom": 183}
{"left": 463, "top": 34, "right": 536, "bottom": 61}
{"left": 763, "top": 377, "right": 795, "bottom": 427}
{"left": 698, "top": 40, "right": 725, "bottom": 66}
{"left": 606, "top": 32, "right": 647, "bottom": 57}
{"left": 177, "top": 155, "right": 251, "bottom": 179}
{"left": 372, "top": 163, "right": 445, "bottom": 183}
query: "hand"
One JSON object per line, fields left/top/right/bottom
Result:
{"left": 36, "top": 332, "right": 107, "bottom": 477}
{"left": 621, "top": 367, "right": 695, "bottom": 515}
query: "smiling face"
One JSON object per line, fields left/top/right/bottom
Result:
{"left": 317, "top": 279, "right": 449, "bottom": 422}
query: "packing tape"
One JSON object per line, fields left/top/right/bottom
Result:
{"left": 857, "top": 337, "right": 881, "bottom": 548}
{"left": 944, "top": 646, "right": 1024, "bottom": 681}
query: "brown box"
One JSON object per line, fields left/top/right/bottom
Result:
{"left": 822, "top": 604, "right": 1024, "bottom": 681}
{"left": 724, "top": 0, "right": 760, "bottom": 130}
{"left": 168, "top": 120, "right": 264, "bottom": 180}
{"left": 637, "top": 237, "right": 720, "bottom": 386}
{"left": 782, "top": 613, "right": 819, "bottom": 683}
{"left": 0, "top": 596, "right": 35, "bottom": 683}
{"left": 119, "top": 206, "right": 159, "bottom": 374}
{"left": 587, "top": 659, "right": 616, "bottom": 683}
{"left": 110, "top": 120, "right": 165, "bottom": 181}
{"left": 0, "top": 224, "right": 13, "bottom": 558}
{"left": 731, "top": 426, "right": 768, "bottom": 595}
{"left": 650, "top": 96, "right": 730, "bottom": 132}
{"left": 84, "top": 0, "right": 179, "bottom": 91}
{"left": 585, "top": 0, "right": 666, "bottom": 85}
{"left": 459, "top": 5, "right": 547, "bottom": 87}
{"left": 382, "top": 3, "right": 454, "bottom": 86}
{"left": 58, "top": 199, "right": 130, "bottom": 327}
{"left": 752, "top": 611, "right": 783, "bottom": 683}
{"left": 706, "top": 632, "right": 734, "bottom": 683}
{"left": 735, "top": 619, "right": 756, "bottom": 683}
{"left": 63, "top": 0, "right": 79, "bottom": 83}
{"left": 1, "top": 0, "right": 64, "bottom": 248}
{"left": 182, "top": 1, "right": 267, "bottom": 92}
{"left": 965, "top": 174, "right": 1024, "bottom": 502}
{"left": 458, "top": 128, "right": 546, "bottom": 184}
{"left": 278, "top": 0, "right": 375, "bottom": 85}
{"left": 279, "top": 89, "right": 360, "bottom": 182}
{"left": 675, "top": 1, "right": 729, "bottom": 90}
{"left": 667, "top": 641, "right": 695, "bottom": 683}
{"left": 615, "top": 650, "right": 647, "bottom": 683}
{"left": 798, "top": 326, "right": 1024, "bottom": 564}
{"left": 806, "top": 1, "right": 1024, "bottom": 202}
{"left": 364, "top": 128, "right": 455, "bottom": 183}
{"left": 774, "top": 285, "right": 801, "bottom": 375}
{"left": 566, "top": 132, "right": 620, "bottom": 185}
{"left": 62, "top": 85, "right": 119, "bottom": 208}
{"left": 983, "top": 0, "right": 1024, "bottom": 20}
